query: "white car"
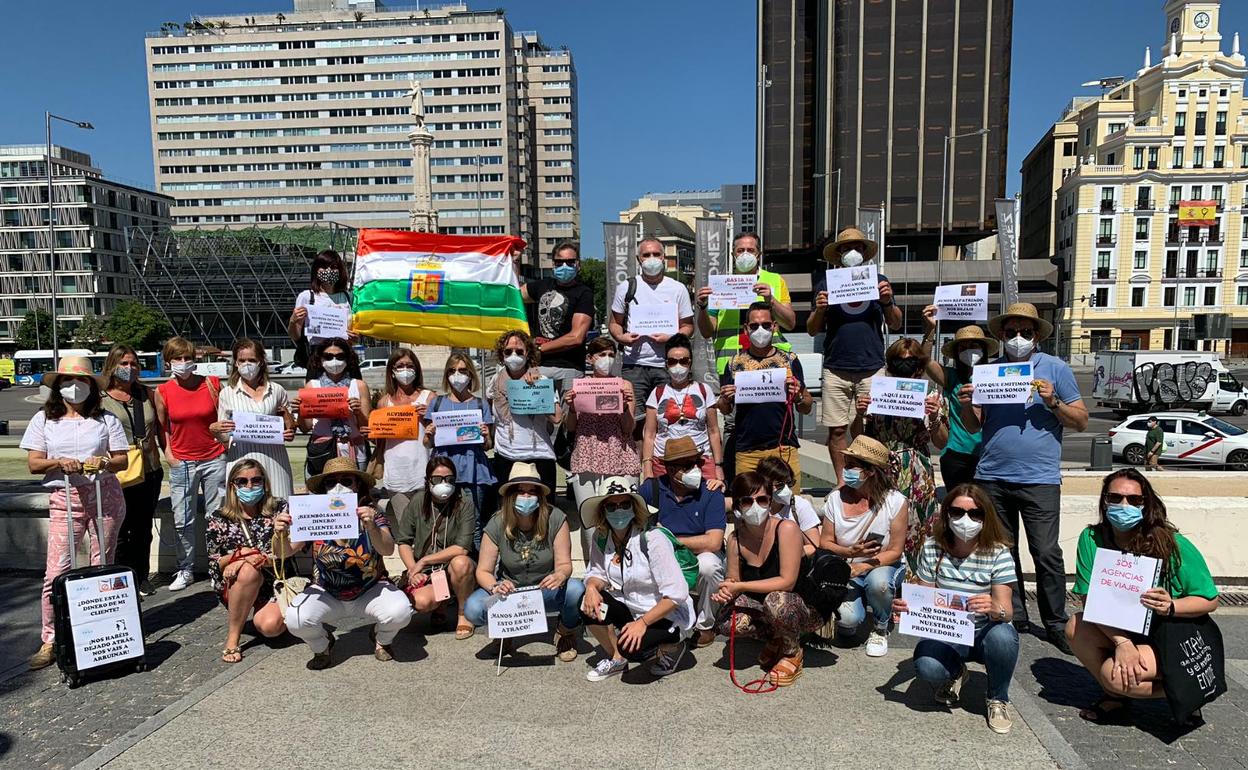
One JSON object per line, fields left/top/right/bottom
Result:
{"left": 271, "top": 361, "right": 307, "bottom": 377}
{"left": 1109, "top": 411, "right": 1248, "bottom": 471}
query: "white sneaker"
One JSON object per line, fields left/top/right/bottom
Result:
{"left": 168, "top": 570, "right": 194, "bottom": 591}
{"left": 986, "top": 699, "right": 1013, "bottom": 734}
{"left": 586, "top": 657, "right": 627, "bottom": 682}
{"left": 865, "top": 630, "right": 889, "bottom": 657}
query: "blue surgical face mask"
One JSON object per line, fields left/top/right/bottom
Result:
{"left": 514, "top": 495, "right": 540, "bottom": 516}
{"left": 236, "top": 486, "right": 265, "bottom": 505}
{"left": 605, "top": 505, "right": 634, "bottom": 531}
{"left": 1106, "top": 503, "right": 1144, "bottom": 531}
{"left": 553, "top": 264, "right": 577, "bottom": 283}
{"left": 842, "top": 468, "right": 865, "bottom": 488}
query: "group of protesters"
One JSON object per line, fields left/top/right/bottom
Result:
{"left": 22, "top": 230, "right": 1220, "bottom": 733}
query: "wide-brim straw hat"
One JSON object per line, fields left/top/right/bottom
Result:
{"left": 940, "top": 325, "right": 1001, "bottom": 360}
{"left": 42, "top": 355, "right": 95, "bottom": 388}
{"left": 498, "top": 461, "right": 551, "bottom": 498}
{"left": 661, "top": 436, "right": 702, "bottom": 464}
{"left": 988, "top": 302, "right": 1054, "bottom": 342}
{"left": 305, "top": 456, "right": 374, "bottom": 494}
{"left": 842, "top": 435, "right": 891, "bottom": 469}
{"left": 821, "top": 226, "right": 878, "bottom": 262}
{"left": 579, "top": 476, "right": 648, "bottom": 528}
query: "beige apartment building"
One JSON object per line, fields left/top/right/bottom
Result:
{"left": 143, "top": 0, "right": 578, "bottom": 270}
{"left": 1021, "top": 0, "right": 1248, "bottom": 356}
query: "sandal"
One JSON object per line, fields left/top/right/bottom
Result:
{"left": 758, "top": 638, "right": 784, "bottom": 671}
{"left": 455, "top": 624, "right": 475, "bottom": 641}
{"left": 1079, "top": 696, "right": 1130, "bottom": 724}
{"left": 766, "top": 649, "right": 804, "bottom": 687}
{"left": 221, "top": 646, "right": 243, "bottom": 664}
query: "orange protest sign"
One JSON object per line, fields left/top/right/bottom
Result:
{"left": 297, "top": 387, "right": 350, "bottom": 419}
{"left": 368, "top": 406, "right": 422, "bottom": 439}
{"left": 1177, "top": 200, "right": 1217, "bottom": 226}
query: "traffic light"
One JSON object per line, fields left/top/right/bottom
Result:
{"left": 1088, "top": 294, "right": 1098, "bottom": 307}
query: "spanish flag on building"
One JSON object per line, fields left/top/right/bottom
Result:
{"left": 351, "top": 229, "right": 529, "bottom": 348}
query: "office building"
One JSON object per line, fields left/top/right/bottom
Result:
{"left": 0, "top": 145, "right": 173, "bottom": 347}
{"left": 1020, "top": 0, "right": 1248, "bottom": 356}
{"left": 635, "top": 185, "right": 756, "bottom": 234}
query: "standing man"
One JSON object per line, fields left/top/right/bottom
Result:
{"left": 1145, "top": 415, "right": 1165, "bottom": 471}
{"left": 808, "top": 227, "right": 902, "bottom": 485}
{"left": 518, "top": 241, "right": 595, "bottom": 394}
{"left": 958, "top": 302, "right": 1088, "bottom": 654}
{"left": 608, "top": 237, "right": 695, "bottom": 420}
{"left": 695, "top": 232, "right": 796, "bottom": 376}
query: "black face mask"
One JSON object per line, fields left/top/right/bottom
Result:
{"left": 889, "top": 358, "right": 921, "bottom": 378}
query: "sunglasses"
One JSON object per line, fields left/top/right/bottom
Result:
{"left": 665, "top": 356, "right": 692, "bottom": 366}
{"left": 449, "top": 366, "right": 471, "bottom": 374}
{"left": 429, "top": 474, "right": 456, "bottom": 485}
{"left": 325, "top": 476, "right": 358, "bottom": 488}
{"left": 667, "top": 461, "right": 697, "bottom": 473}
{"left": 322, "top": 353, "right": 346, "bottom": 361}
{"left": 737, "top": 494, "right": 772, "bottom": 507}
{"left": 502, "top": 348, "right": 527, "bottom": 357}
{"left": 1105, "top": 493, "right": 1145, "bottom": 506}
{"left": 553, "top": 258, "right": 577, "bottom": 266}
{"left": 640, "top": 251, "right": 664, "bottom": 258}
{"left": 948, "top": 506, "right": 985, "bottom": 521}
{"left": 746, "top": 322, "right": 774, "bottom": 331}
{"left": 231, "top": 477, "right": 264, "bottom": 488}
{"left": 1004, "top": 328, "right": 1036, "bottom": 340}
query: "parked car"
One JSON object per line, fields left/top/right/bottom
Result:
{"left": 1109, "top": 410, "right": 1248, "bottom": 471}
{"left": 271, "top": 361, "right": 307, "bottom": 377}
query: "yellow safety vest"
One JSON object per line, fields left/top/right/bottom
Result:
{"left": 710, "top": 269, "right": 792, "bottom": 374}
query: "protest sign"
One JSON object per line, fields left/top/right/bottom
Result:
{"left": 627, "top": 303, "right": 679, "bottom": 337}
{"left": 232, "top": 412, "right": 286, "bottom": 445}
{"left": 824, "top": 263, "right": 880, "bottom": 305}
{"left": 297, "top": 387, "right": 350, "bottom": 419}
{"left": 733, "top": 368, "right": 787, "bottom": 404}
{"left": 289, "top": 492, "right": 359, "bottom": 542}
{"left": 367, "top": 405, "right": 422, "bottom": 440}
{"left": 573, "top": 377, "right": 624, "bottom": 414}
{"left": 972, "top": 363, "right": 1034, "bottom": 405}
{"left": 1083, "top": 548, "right": 1161, "bottom": 634}
{"left": 707, "top": 274, "right": 759, "bottom": 310}
{"left": 432, "top": 409, "right": 484, "bottom": 447}
{"left": 933, "top": 283, "right": 989, "bottom": 321}
{"left": 506, "top": 378, "right": 556, "bottom": 415}
{"left": 486, "top": 587, "right": 549, "bottom": 638}
{"left": 868, "top": 376, "right": 929, "bottom": 419}
{"left": 65, "top": 572, "right": 145, "bottom": 671}
{"left": 304, "top": 303, "right": 351, "bottom": 343}
{"left": 899, "top": 583, "right": 977, "bottom": 646}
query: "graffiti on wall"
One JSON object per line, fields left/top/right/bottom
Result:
{"left": 1132, "top": 361, "right": 1214, "bottom": 405}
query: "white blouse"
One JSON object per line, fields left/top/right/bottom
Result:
{"left": 585, "top": 527, "right": 694, "bottom": 630}
{"left": 20, "top": 411, "right": 128, "bottom": 488}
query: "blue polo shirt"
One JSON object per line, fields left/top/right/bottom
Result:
{"left": 975, "top": 351, "right": 1081, "bottom": 486}
{"left": 642, "top": 477, "right": 726, "bottom": 537}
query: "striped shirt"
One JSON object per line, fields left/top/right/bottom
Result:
{"left": 915, "top": 537, "right": 1016, "bottom": 595}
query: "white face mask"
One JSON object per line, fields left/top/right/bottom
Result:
{"left": 640, "top": 256, "right": 665, "bottom": 277}
{"left": 113, "top": 366, "right": 133, "bottom": 383}
{"left": 677, "top": 466, "right": 703, "bottom": 489}
{"left": 329, "top": 483, "right": 352, "bottom": 496}
{"left": 393, "top": 368, "right": 417, "bottom": 386}
{"left": 667, "top": 364, "right": 689, "bottom": 383}
{"left": 773, "top": 485, "right": 793, "bottom": 508}
{"left": 430, "top": 482, "right": 455, "bottom": 501}
{"left": 449, "top": 372, "right": 471, "bottom": 391}
{"left": 958, "top": 348, "right": 983, "bottom": 367}
{"left": 749, "top": 325, "right": 774, "bottom": 348}
{"left": 738, "top": 503, "right": 769, "bottom": 527}
{"left": 322, "top": 358, "right": 347, "bottom": 376}
{"left": 503, "top": 353, "right": 527, "bottom": 373}
{"left": 949, "top": 514, "right": 983, "bottom": 542}
{"left": 592, "top": 355, "right": 615, "bottom": 375}
{"left": 171, "top": 361, "right": 195, "bottom": 379}
{"left": 237, "top": 362, "right": 261, "bottom": 382}
{"left": 734, "top": 251, "right": 758, "bottom": 273}
{"left": 60, "top": 381, "right": 90, "bottom": 405}
{"left": 1004, "top": 335, "right": 1035, "bottom": 360}
{"left": 840, "top": 249, "right": 864, "bottom": 268}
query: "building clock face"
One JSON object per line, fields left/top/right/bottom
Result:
{"left": 1171, "top": 17, "right": 1181, "bottom": 33}
{"left": 1194, "top": 12, "right": 1211, "bottom": 30}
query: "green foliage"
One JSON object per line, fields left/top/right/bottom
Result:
{"left": 578, "top": 257, "right": 607, "bottom": 328}
{"left": 104, "top": 300, "right": 170, "bottom": 352}
{"left": 15, "top": 309, "right": 71, "bottom": 351}
{"left": 70, "top": 313, "right": 109, "bottom": 351}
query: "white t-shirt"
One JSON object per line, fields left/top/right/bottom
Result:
{"left": 610, "top": 276, "right": 693, "bottom": 368}
{"left": 20, "top": 411, "right": 128, "bottom": 488}
{"left": 645, "top": 380, "right": 713, "bottom": 457}
{"left": 774, "top": 494, "right": 821, "bottom": 532}
{"left": 295, "top": 289, "right": 351, "bottom": 344}
{"left": 822, "top": 489, "right": 907, "bottom": 563}
{"left": 491, "top": 372, "right": 556, "bottom": 460}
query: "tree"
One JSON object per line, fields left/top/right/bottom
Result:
{"left": 104, "top": 300, "right": 170, "bottom": 352}
{"left": 15, "top": 309, "right": 71, "bottom": 351}
{"left": 577, "top": 257, "right": 607, "bottom": 329}
{"left": 71, "top": 313, "right": 109, "bottom": 351}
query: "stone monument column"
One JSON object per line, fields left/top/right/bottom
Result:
{"left": 407, "top": 80, "right": 438, "bottom": 233}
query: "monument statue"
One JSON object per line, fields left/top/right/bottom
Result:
{"left": 407, "top": 80, "right": 425, "bottom": 124}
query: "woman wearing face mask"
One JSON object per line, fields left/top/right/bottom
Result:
{"left": 579, "top": 477, "right": 695, "bottom": 681}
{"left": 23, "top": 356, "right": 130, "bottom": 670}
{"left": 853, "top": 337, "right": 948, "bottom": 566}
{"left": 919, "top": 318, "right": 999, "bottom": 490}
{"left": 713, "top": 472, "right": 819, "bottom": 687}
{"left": 155, "top": 336, "right": 227, "bottom": 592}
{"left": 374, "top": 349, "right": 433, "bottom": 520}
{"left": 641, "top": 334, "right": 723, "bottom": 486}
{"left": 287, "top": 249, "right": 352, "bottom": 357}
{"left": 395, "top": 456, "right": 478, "bottom": 639}
{"left": 893, "top": 483, "right": 1020, "bottom": 734}
{"left": 756, "top": 455, "right": 820, "bottom": 555}
{"left": 489, "top": 331, "right": 561, "bottom": 506}
{"left": 1066, "top": 469, "right": 1220, "bottom": 726}
{"left": 820, "top": 436, "right": 909, "bottom": 658}
{"left": 463, "top": 464, "right": 585, "bottom": 661}
{"left": 565, "top": 337, "right": 639, "bottom": 529}
{"left": 206, "top": 461, "right": 289, "bottom": 664}
{"left": 212, "top": 339, "right": 295, "bottom": 499}
{"left": 422, "top": 353, "right": 496, "bottom": 541}
{"left": 100, "top": 344, "right": 165, "bottom": 596}
{"left": 292, "top": 338, "right": 371, "bottom": 476}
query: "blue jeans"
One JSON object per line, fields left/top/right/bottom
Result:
{"left": 168, "top": 456, "right": 226, "bottom": 572}
{"left": 913, "top": 621, "right": 1020, "bottom": 702}
{"left": 837, "top": 563, "right": 906, "bottom": 633}
{"left": 462, "top": 578, "right": 587, "bottom": 630}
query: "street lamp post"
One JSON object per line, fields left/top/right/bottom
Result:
{"left": 937, "top": 127, "right": 990, "bottom": 285}
{"left": 46, "top": 111, "right": 94, "bottom": 365}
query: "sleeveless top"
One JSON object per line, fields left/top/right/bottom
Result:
{"left": 738, "top": 530, "right": 783, "bottom": 602}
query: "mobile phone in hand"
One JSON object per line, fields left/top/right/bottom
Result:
{"left": 863, "top": 532, "right": 885, "bottom": 546}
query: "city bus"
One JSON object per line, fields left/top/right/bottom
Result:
{"left": 13, "top": 349, "right": 94, "bottom": 386}
{"left": 86, "top": 351, "right": 164, "bottom": 379}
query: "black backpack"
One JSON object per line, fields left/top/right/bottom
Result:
{"left": 796, "top": 533, "right": 851, "bottom": 622}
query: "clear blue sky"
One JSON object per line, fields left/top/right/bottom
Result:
{"left": 2, "top": 0, "right": 1245, "bottom": 255}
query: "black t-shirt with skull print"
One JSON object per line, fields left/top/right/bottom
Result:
{"left": 526, "top": 278, "right": 596, "bottom": 371}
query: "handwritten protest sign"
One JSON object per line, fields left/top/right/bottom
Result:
{"left": 506, "top": 378, "right": 556, "bottom": 415}
{"left": 899, "top": 583, "right": 976, "bottom": 646}
{"left": 824, "top": 263, "right": 880, "bottom": 305}
{"left": 367, "top": 405, "right": 422, "bottom": 440}
{"left": 304, "top": 303, "right": 351, "bottom": 343}
{"left": 573, "top": 377, "right": 624, "bottom": 414}
{"left": 627, "top": 303, "right": 679, "bottom": 337}
{"left": 868, "top": 376, "right": 929, "bottom": 419}
{"left": 1083, "top": 548, "right": 1161, "bottom": 634}
{"left": 707, "top": 275, "right": 759, "bottom": 310}
{"left": 232, "top": 412, "right": 286, "bottom": 445}
{"left": 734, "top": 368, "right": 787, "bottom": 404}
{"left": 289, "top": 492, "right": 359, "bottom": 543}
{"left": 66, "top": 572, "right": 145, "bottom": 671}
{"left": 486, "top": 587, "right": 549, "bottom": 639}
{"left": 933, "top": 283, "right": 989, "bottom": 321}
{"left": 297, "top": 387, "right": 351, "bottom": 419}
{"left": 432, "top": 409, "right": 484, "bottom": 447}
{"left": 972, "top": 363, "right": 1033, "bottom": 405}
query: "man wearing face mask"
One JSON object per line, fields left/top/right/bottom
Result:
{"left": 609, "top": 237, "right": 695, "bottom": 420}
{"left": 958, "top": 303, "right": 1087, "bottom": 654}
{"left": 640, "top": 436, "right": 727, "bottom": 648}
{"left": 808, "top": 227, "right": 903, "bottom": 486}
{"left": 516, "top": 242, "right": 595, "bottom": 394}
{"left": 695, "top": 232, "right": 796, "bottom": 376}
{"left": 918, "top": 321, "right": 998, "bottom": 490}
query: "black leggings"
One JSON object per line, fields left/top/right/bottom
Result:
{"left": 580, "top": 591, "right": 681, "bottom": 662}
{"left": 939, "top": 450, "right": 980, "bottom": 493}
{"left": 115, "top": 469, "right": 163, "bottom": 584}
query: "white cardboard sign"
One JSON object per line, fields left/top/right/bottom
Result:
{"left": 432, "top": 409, "right": 484, "bottom": 446}
{"left": 899, "top": 583, "right": 977, "bottom": 646}
{"left": 627, "top": 303, "right": 679, "bottom": 337}
{"left": 707, "top": 275, "right": 759, "bottom": 310}
{"left": 304, "top": 303, "right": 351, "bottom": 343}
{"left": 972, "top": 362, "right": 1034, "bottom": 405}
{"left": 1083, "top": 548, "right": 1161, "bottom": 634}
{"left": 486, "top": 587, "right": 549, "bottom": 638}
{"left": 289, "top": 492, "right": 359, "bottom": 542}
{"left": 868, "top": 376, "right": 929, "bottom": 420}
{"left": 231, "top": 412, "right": 285, "bottom": 445}
{"left": 66, "top": 571, "right": 145, "bottom": 671}
{"left": 733, "top": 368, "right": 787, "bottom": 404}
{"left": 933, "top": 283, "right": 989, "bottom": 321}
{"left": 824, "top": 263, "right": 880, "bottom": 305}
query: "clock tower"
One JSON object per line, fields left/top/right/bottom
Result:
{"left": 1163, "top": 0, "right": 1222, "bottom": 56}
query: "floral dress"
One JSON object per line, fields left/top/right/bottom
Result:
{"left": 206, "top": 499, "right": 289, "bottom": 603}
{"left": 310, "top": 509, "right": 391, "bottom": 601}
{"left": 863, "top": 393, "right": 950, "bottom": 567}
{"left": 570, "top": 411, "right": 641, "bottom": 476}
